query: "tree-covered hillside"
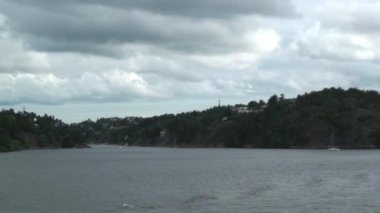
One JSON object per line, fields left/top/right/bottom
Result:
{"left": 0, "top": 109, "right": 88, "bottom": 152}
{"left": 76, "top": 88, "right": 380, "bottom": 149}
{"left": 1, "top": 88, "right": 380, "bottom": 152}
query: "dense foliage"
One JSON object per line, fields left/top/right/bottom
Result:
{"left": 76, "top": 88, "right": 380, "bottom": 149}
{"left": 1, "top": 88, "right": 380, "bottom": 152}
{"left": 0, "top": 109, "right": 88, "bottom": 152}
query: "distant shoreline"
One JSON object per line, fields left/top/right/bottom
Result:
{"left": 91, "top": 144, "right": 380, "bottom": 150}
{"left": 2, "top": 88, "right": 380, "bottom": 152}
{"left": 3, "top": 145, "right": 380, "bottom": 153}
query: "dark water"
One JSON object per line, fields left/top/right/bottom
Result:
{"left": 1, "top": 146, "right": 380, "bottom": 213}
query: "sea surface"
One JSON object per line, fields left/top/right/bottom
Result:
{"left": 1, "top": 146, "right": 380, "bottom": 213}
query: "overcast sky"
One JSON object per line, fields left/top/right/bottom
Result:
{"left": 0, "top": 0, "right": 379, "bottom": 122}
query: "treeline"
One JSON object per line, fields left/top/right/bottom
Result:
{"left": 0, "top": 109, "right": 88, "bottom": 152}
{"left": 76, "top": 87, "right": 380, "bottom": 149}
{"left": 1, "top": 88, "right": 380, "bottom": 152}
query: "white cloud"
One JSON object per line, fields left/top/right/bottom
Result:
{"left": 0, "top": 70, "right": 158, "bottom": 104}
{"left": 245, "top": 28, "right": 281, "bottom": 52}
{"left": 0, "top": 13, "right": 50, "bottom": 73}
{"left": 0, "top": 0, "right": 380, "bottom": 121}
{"left": 293, "top": 22, "right": 380, "bottom": 61}
{"left": 101, "top": 69, "right": 155, "bottom": 97}
{"left": 0, "top": 36, "right": 50, "bottom": 73}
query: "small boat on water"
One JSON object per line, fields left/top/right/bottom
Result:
{"left": 328, "top": 147, "right": 340, "bottom": 151}
{"left": 118, "top": 143, "right": 129, "bottom": 149}
{"left": 327, "top": 131, "right": 340, "bottom": 151}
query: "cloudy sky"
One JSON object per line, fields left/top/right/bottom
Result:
{"left": 0, "top": 0, "right": 379, "bottom": 122}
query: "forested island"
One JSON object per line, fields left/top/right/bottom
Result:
{"left": 1, "top": 87, "right": 380, "bottom": 152}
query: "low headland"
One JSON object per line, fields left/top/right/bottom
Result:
{"left": 1, "top": 87, "right": 380, "bottom": 152}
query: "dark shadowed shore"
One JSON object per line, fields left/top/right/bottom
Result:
{"left": 2, "top": 88, "right": 380, "bottom": 152}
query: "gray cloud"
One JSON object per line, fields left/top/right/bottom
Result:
{"left": 316, "top": 1, "right": 380, "bottom": 34}
{"left": 24, "top": 36, "right": 125, "bottom": 58}
{"left": 0, "top": 0, "right": 380, "bottom": 121}
{"left": 0, "top": 0, "right": 294, "bottom": 56}
{"left": 6, "top": 0, "right": 296, "bottom": 19}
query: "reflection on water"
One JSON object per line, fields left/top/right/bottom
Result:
{"left": 1, "top": 146, "right": 380, "bottom": 213}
